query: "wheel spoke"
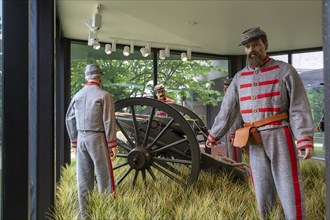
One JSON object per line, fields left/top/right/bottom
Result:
{"left": 132, "top": 170, "right": 139, "bottom": 188}
{"left": 115, "top": 97, "right": 200, "bottom": 188}
{"left": 117, "top": 140, "right": 132, "bottom": 152}
{"left": 116, "top": 120, "right": 135, "bottom": 148}
{"left": 154, "top": 160, "right": 183, "bottom": 176}
{"left": 147, "top": 167, "right": 157, "bottom": 181}
{"left": 146, "top": 137, "right": 193, "bottom": 159}
{"left": 153, "top": 156, "right": 192, "bottom": 165}
{"left": 152, "top": 163, "right": 187, "bottom": 188}
{"left": 151, "top": 138, "right": 188, "bottom": 154}
{"left": 116, "top": 153, "right": 129, "bottom": 158}
{"left": 142, "top": 169, "right": 147, "bottom": 187}
{"left": 130, "top": 105, "right": 140, "bottom": 147}
{"left": 146, "top": 118, "right": 175, "bottom": 150}
{"left": 166, "top": 146, "right": 193, "bottom": 159}
{"left": 143, "top": 107, "right": 155, "bottom": 147}
{"left": 113, "top": 161, "right": 129, "bottom": 170}
{"left": 116, "top": 167, "right": 133, "bottom": 186}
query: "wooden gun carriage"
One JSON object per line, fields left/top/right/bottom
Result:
{"left": 114, "top": 97, "right": 249, "bottom": 188}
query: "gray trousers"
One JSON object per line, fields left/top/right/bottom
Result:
{"left": 76, "top": 132, "right": 114, "bottom": 218}
{"left": 249, "top": 127, "right": 305, "bottom": 220}
{"left": 226, "top": 134, "right": 242, "bottom": 162}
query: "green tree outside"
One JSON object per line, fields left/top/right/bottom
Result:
{"left": 70, "top": 59, "right": 226, "bottom": 106}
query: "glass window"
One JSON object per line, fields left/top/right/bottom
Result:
{"left": 70, "top": 43, "right": 154, "bottom": 101}
{"left": 292, "top": 51, "right": 324, "bottom": 157}
{"left": 70, "top": 42, "right": 228, "bottom": 126}
{"left": 157, "top": 53, "right": 228, "bottom": 124}
{"left": 292, "top": 51, "right": 323, "bottom": 71}
{"left": 270, "top": 54, "right": 288, "bottom": 63}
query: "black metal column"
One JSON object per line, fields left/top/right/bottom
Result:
{"left": 2, "top": 1, "right": 29, "bottom": 219}
{"left": 228, "top": 55, "right": 245, "bottom": 78}
{"left": 29, "top": 0, "right": 55, "bottom": 219}
{"left": 55, "top": 19, "right": 71, "bottom": 181}
{"left": 323, "top": 0, "right": 330, "bottom": 218}
{"left": 153, "top": 50, "right": 158, "bottom": 88}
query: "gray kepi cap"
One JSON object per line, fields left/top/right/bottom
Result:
{"left": 154, "top": 83, "right": 165, "bottom": 92}
{"left": 84, "top": 64, "right": 104, "bottom": 76}
{"left": 239, "top": 27, "right": 267, "bottom": 46}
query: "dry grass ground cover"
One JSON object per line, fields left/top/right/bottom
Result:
{"left": 49, "top": 159, "right": 325, "bottom": 220}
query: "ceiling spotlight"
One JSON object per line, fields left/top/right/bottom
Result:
{"left": 88, "top": 38, "right": 97, "bottom": 46}
{"left": 140, "top": 47, "right": 148, "bottom": 57}
{"left": 140, "top": 44, "right": 150, "bottom": 57}
{"left": 181, "top": 52, "right": 188, "bottom": 61}
{"left": 105, "top": 44, "right": 112, "bottom": 54}
{"left": 159, "top": 50, "right": 166, "bottom": 60}
{"left": 88, "top": 30, "right": 98, "bottom": 46}
{"left": 85, "top": 4, "right": 102, "bottom": 32}
{"left": 86, "top": 14, "right": 102, "bottom": 32}
{"left": 123, "top": 46, "right": 130, "bottom": 56}
{"left": 93, "top": 41, "right": 101, "bottom": 50}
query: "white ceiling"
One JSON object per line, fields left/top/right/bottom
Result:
{"left": 57, "top": 0, "right": 322, "bottom": 55}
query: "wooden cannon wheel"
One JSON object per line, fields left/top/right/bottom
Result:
{"left": 114, "top": 97, "right": 201, "bottom": 188}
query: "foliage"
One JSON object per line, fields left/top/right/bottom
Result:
{"left": 51, "top": 159, "right": 325, "bottom": 220}
{"left": 306, "top": 88, "right": 324, "bottom": 126}
{"left": 157, "top": 60, "right": 225, "bottom": 106}
{"left": 70, "top": 59, "right": 225, "bottom": 106}
{"left": 306, "top": 88, "right": 324, "bottom": 138}
{"left": 47, "top": 164, "right": 80, "bottom": 220}
{"left": 301, "top": 160, "right": 326, "bottom": 219}
{"left": 70, "top": 57, "right": 325, "bottom": 111}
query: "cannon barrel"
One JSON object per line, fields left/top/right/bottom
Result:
{"left": 114, "top": 97, "right": 249, "bottom": 188}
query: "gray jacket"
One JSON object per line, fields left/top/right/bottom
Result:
{"left": 208, "top": 56, "right": 314, "bottom": 150}
{"left": 66, "top": 83, "right": 117, "bottom": 148}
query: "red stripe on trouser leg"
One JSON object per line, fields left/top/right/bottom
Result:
{"left": 234, "top": 147, "right": 237, "bottom": 161}
{"left": 284, "top": 127, "right": 302, "bottom": 220}
{"left": 247, "top": 145, "right": 255, "bottom": 189}
{"left": 107, "top": 149, "right": 116, "bottom": 199}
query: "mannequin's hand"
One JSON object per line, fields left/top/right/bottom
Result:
{"left": 206, "top": 140, "right": 219, "bottom": 148}
{"left": 299, "top": 147, "right": 313, "bottom": 160}
{"left": 109, "top": 148, "right": 117, "bottom": 161}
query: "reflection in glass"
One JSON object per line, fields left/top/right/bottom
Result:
{"left": 270, "top": 54, "right": 288, "bottom": 63}
{"left": 292, "top": 50, "right": 324, "bottom": 157}
{"left": 292, "top": 51, "right": 323, "bottom": 71}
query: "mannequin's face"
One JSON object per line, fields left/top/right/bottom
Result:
{"left": 224, "top": 85, "right": 229, "bottom": 94}
{"left": 156, "top": 90, "right": 166, "bottom": 101}
{"left": 244, "top": 39, "right": 267, "bottom": 67}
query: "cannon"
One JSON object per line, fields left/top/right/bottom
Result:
{"left": 114, "top": 97, "right": 249, "bottom": 188}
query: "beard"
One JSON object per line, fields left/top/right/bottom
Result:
{"left": 246, "top": 52, "right": 263, "bottom": 68}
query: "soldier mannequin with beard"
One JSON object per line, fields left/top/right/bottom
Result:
{"left": 206, "top": 27, "right": 313, "bottom": 219}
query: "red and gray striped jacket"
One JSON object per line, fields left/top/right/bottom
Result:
{"left": 208, "top": 56, "right": 314, "bottom": 150}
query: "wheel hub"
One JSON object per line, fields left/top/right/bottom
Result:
{"left": 128, "top": 147, "right": 152, "bottom": 170}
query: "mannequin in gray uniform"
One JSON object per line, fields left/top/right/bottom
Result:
{"left": 206, "top": 27, "right": 313, "bottom": 219}
{"left": 66, "top": 64, "right": 117, "bottom": 218}
{"left": 222, "top": 78, "right": 243, "bottom": 162}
